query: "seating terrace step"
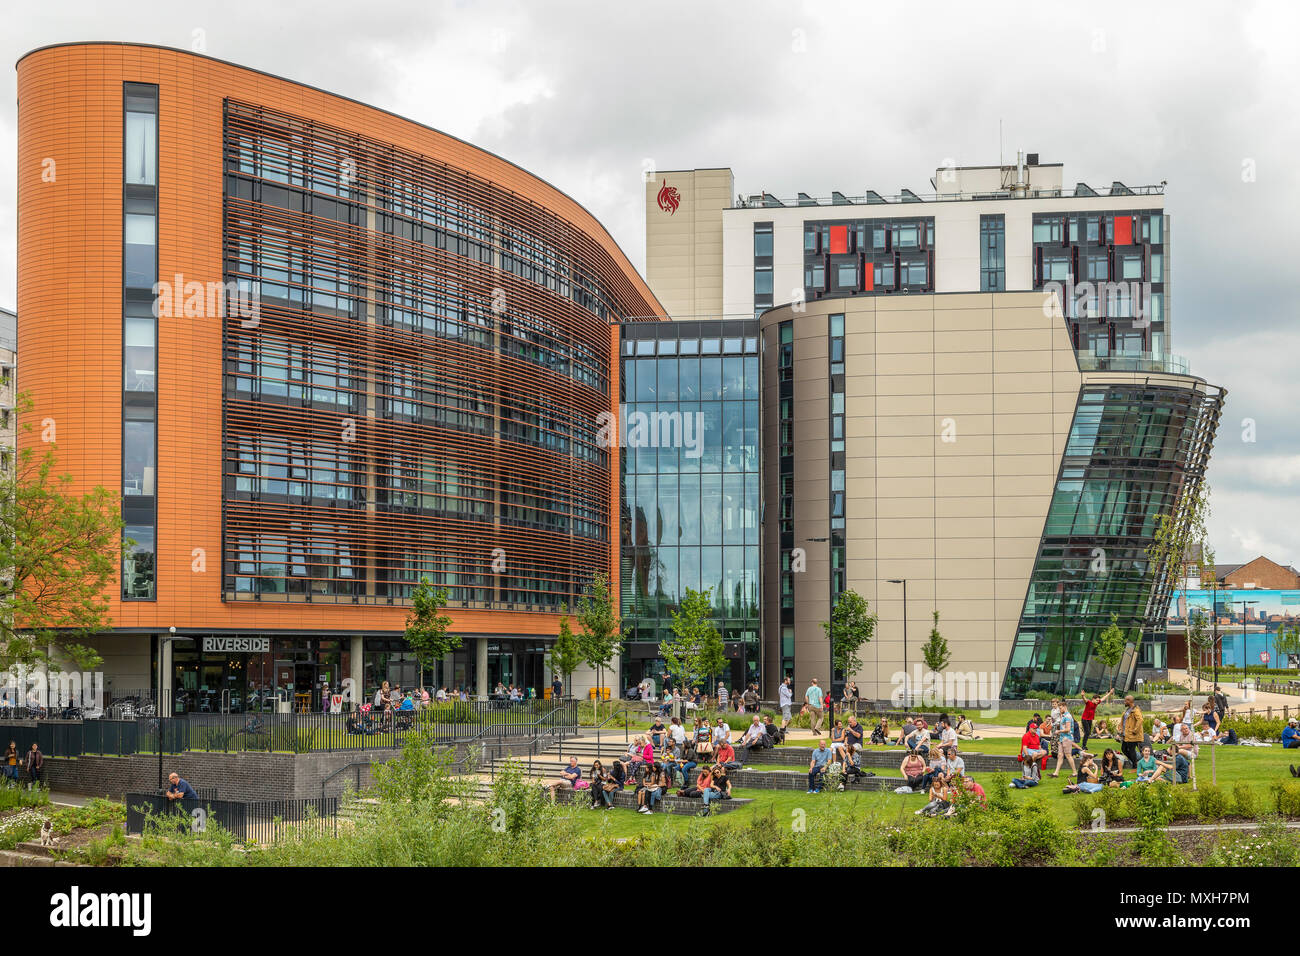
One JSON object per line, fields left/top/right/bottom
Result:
{"left": 554, "top": 787, "right": 751, "bottom": 815}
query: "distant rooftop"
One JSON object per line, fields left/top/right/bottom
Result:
{"left": 731, "top": 155, "right": 1165, "bottom": 209}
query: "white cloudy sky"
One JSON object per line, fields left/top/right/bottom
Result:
{"left": 2, "top": 0, "right": 1298, "bottom": 564}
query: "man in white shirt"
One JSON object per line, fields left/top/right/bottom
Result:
{"left": 739, "top": 715, "right": 767, "bottom": 757}
{"left": 713, "top": 719, "right": 731, "bottom": 746}
{"left": 778, "top": 677, "right": 794, "bottom": 726}
{"left": 938, "top": 717, "right": 959, "bottom": 754}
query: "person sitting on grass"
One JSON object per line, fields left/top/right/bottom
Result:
{"left": 1134, "top": 745, "right": 1167, "bottom": 784}
{"left": 955, "top": 714, "right": 979, "bottom": 740}
{"left": 807, "top": 739, "right": 833, "bottom": 793}
{"left": 1100, "top": 748, "right": 1125, "bottom": 787}
{"left": 957, "top": 774, "right": 987, "bottom": 807}
{"left": 1092, "top": 717, "right": 1114, "bottom": 739}
{"left": 901, "top": 750, "right": 928, "bottom": 793}
{"left": 1150, "top": 716, "right": 1169, "bottom": 745}
{"left": 1063, "top": 753, "right": 1104, "bottom": 794}
{"left": 1172, "top": 721, "right": 1199, "bottom": 762}
{"left": 894, "top": 717, "right": 917, "bottom": 748}
{"left": 1282, "top": 717, "right": 1299, "bottom": 750}
{"left": 1155, "top": 746, "right": 1189, "bottom": 784}
{"left": 916, "top": 775, "right": 953, "bottom": 817}
{"left": 1010, "top": 753, "right": 1041, "bottom": 789}
{"left": 763, "top": 714, "right": 785, "bottom": 747}
{"left": 871, "top": 717, "right": 890, "bottom": 746}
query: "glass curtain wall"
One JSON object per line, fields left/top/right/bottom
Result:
{"left": 619, "top": 320, "right": 761, "bottom": 694}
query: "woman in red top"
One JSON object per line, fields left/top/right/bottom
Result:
{"left": 1080, "top": 688, "right": 1113, "bottom": 750}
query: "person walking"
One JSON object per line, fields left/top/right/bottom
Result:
{"left": 24, "top": 742, "right": 44, "bottom": 790}
{"left": 804, "top": 678, "right": 826, "bottom": 736}
{"left": 3, "top": 740, "right": 18, "bottom": 786}
{"left": 1120, "top": 694, "right": 1144, "bottom": 771}
{"left": 778, "top": 677, "right": 794, "bottom": 727}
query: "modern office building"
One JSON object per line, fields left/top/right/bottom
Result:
{"left": 617, "top": 319, "right": 760, "bottom": 692}
{"left": 645, "top": 159, "right": 1223, "bottom": 700}
{"left": 16, "top": 42, "right": 661, "bottom": 711}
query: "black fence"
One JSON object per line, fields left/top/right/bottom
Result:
{"left": 0, "top": 698, "right": 578, "bottom": 757}
{"left": 125, "top": 793, "right": 337, "bottom": 844}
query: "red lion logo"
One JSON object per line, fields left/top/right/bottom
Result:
{"left": 657, "top": 179, "right": 681, "bottom": 215}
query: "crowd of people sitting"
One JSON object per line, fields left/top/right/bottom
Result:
{"left": 1006, "top": 691, "right": 1240, "bottom": 793}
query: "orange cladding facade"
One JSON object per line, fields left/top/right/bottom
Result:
{"left": 16, "top": 43, "right": 661, "bottom": 655}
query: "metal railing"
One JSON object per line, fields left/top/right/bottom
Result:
{"left": 0, "top": 699, "right": 578, "bottom": 758}
{"left": 125, "top": 793, "right": 338, "bottom": 844}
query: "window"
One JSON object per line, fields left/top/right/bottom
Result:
{"left": 1043, "top": 255, "right": 1070, "bottom": 281}
{"left": 754, "top": 267, "right": 773, "bottom": 296}
{"left": 124, "top": 214, "right": 156, "bottom": 289}
{"left": 874, "top": 262, "right": 894, "bottom": 287}
{"left": 124, "top": 420, "right": 156, "bottom": 495}
{"left": 754, "top": 223, "right": 773, "bottom": 258}
{"left": 1085, "top": 255, "right": 1108, "bottom": 281}
{"left": 1033, "top": 217, "right": 1063, "bottom": 243}
{"left": 124, "top": 317, "right": 156, "bottom": 391}
{"left": 125, "top": 111, "right": 157, "bottom": 186}
{"left": 805, "top": 263, "right": 825, "bottom": 290}
{"left": 836, "top": 262, "right": 857, "bottom": 288}
{"left": 979, "top": 215, "right": 1005, "bottom": 292}
{"left": 123, "top": 526, "right": 156, "bottom": 600}
{"left": 1121, "top": 255, "right": 1142, "bottom": 280}
{"left": 893, "top": 223, "right": 919, "bottom": 248}
{"left": 1149, "top": 254, "right": 1163, "bottom": 282}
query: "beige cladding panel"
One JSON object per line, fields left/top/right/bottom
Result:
{"left": 645, "top": 168, "right": 732, "bottom": 318}
{"left": 764, "top": 291, "right": 1083, "bottom": 701}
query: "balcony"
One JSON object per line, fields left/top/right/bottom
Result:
{"left": 1077, "top": 352, "right": 1191, "bottom": 375}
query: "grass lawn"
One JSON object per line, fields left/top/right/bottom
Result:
{"left": 563, "top": 745, "right": 1297, "bottom": 838}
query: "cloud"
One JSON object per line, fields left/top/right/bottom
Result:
{"left": 1, "top": 0, "right": 1296, "bottom": 562}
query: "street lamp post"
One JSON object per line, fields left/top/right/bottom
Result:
{"left": 887, "top": 580, "right": 908, "bottom": 705}
{"left": 1237, "top": 600, "right": 1259, "bottom": 695}
{"left": 157, "top": 627, "right": 194, "bottom": 789}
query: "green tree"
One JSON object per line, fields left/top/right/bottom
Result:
{"left": 920, "top": 610, "right": 951, "bottom": 673}
{"left": 1272, "top": 623, "right": 1300, "bottom": 672}
{"left": 820, "top": 588, "right": 877, "bottom": 679}
{"left": 545, "top": 604, "right": 583, "bottom": 698}
{"left": 1096, "top": 614, "right": 1130, "bottom": 673}
{"left": 575, "top": 572, "right": 624, "bottom": 719}
{"left": 402, "top": 578, "right": 461, "bottom": 685}
{"left": 659, "top": 587, "right": 718, "bottom": 697}
{"left": 1, "top": 395, "right": 125, "bottom": 672}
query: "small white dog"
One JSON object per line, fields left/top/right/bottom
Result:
{"left": 39, "top": 819, "right": 54, "bottom": 847}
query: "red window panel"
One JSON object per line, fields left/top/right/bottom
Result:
{"left": 1113, "top": 215, "right": 1132, "bottom": 246}
{"left": 829, "top": 224, "right": 848, "bottom": 255}
{"left": 862, "top": 261, "right": 874, "bottom": 292}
